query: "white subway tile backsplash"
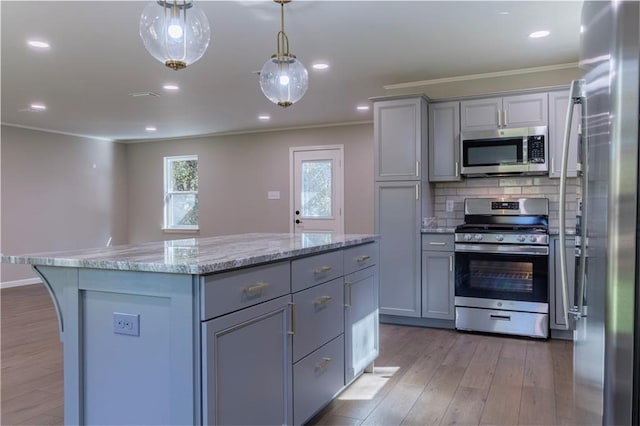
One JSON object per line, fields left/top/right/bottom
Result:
{"left": 432, "top": 176, "right": 579, "bottom": 229}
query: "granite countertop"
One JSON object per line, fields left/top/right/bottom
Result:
{"left": 421, "top": 227, "right": 456, "bottom": 234}
{"left": 1, "top": 233, "right": 379, "bottom": 275}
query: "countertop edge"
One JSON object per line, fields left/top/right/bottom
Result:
{"left": 2, "top": 234, "right": 380, "bottom": 275}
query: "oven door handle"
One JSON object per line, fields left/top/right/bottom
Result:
{"left": 454, "top": 243, "right": 549, "bottom": 256}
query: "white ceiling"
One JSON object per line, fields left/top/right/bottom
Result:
{"left": 1, "top": 1, "right": 583, "bottom": 142}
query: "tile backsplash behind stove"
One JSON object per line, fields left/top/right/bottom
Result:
{"left": 433, "top": 176, "right": 579, "bottom": 232}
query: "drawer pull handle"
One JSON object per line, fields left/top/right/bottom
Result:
{"left": 345, "top": 282, "right": 353, "bottom": 307}
{"left": 243, "top": 282, "right": 269, "bottom": 296}
{"left": 429, "top": 242, "right": 447, "bottom": 246}
{"left": 314, "top": 265, "right": 333, "bottom": 274}
{"left": 288, "top": 302, "right": 296, "bottom": 335}
{"left": 356, "top": 255, "right": 371, "bottom": 262}
{"left": 490, "top": 314, "right": 511, "bottom": 321}
{"left": 313, "top": 295, "right": 333, "bottom": 307}
{"left": 315, "top": 357, "right": 333, "bottom": 370}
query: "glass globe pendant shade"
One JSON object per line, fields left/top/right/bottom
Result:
{"left": 260, "top": 53, "right": 308, "bottom": 107}
{"left": 139, "top": 0, "right": 210, "bottom": 70}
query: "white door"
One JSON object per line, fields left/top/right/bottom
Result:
{"left": 290, "top": 146, "right": 344, "bottom": 235}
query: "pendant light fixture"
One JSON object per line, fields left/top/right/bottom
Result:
{"left": 139, "top": 0, "right": 210, "bottom": 71}
{"left": 259, "top": 0, "right": 308, "bottom": 107}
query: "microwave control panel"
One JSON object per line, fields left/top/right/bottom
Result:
{"left": 527, "top": 135, "right": 546, "bottom": 163}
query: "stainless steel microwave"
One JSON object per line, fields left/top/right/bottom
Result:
{"left": 460, "top": 126, "right": 548, "bottom": 176}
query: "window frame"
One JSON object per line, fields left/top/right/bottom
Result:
{"left": 163, "top": 154, "right": 199, "bottom": 232}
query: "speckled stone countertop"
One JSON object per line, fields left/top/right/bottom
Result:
{"left": 1, "top": 233, "right": 379, "bottom": 275}
{"left": 421, "top": 227, "right": 456, "bottom": 234}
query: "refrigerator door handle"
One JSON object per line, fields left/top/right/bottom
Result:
{"left": 559, "top": 79, "right": 585, "bottom": 330}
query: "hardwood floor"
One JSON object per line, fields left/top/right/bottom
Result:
{"left": 1, "top": 285, "right": 575, "bottom": 426}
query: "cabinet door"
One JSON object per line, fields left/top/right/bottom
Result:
{"left": 548, "top": 90, "right": 580, "bottom": 178}
{"left": 550, "top": 237, "right": 576, "bottom": 329}
{"left": 503, "top": 93, "right": 548, "bottom": 128}
{"left": 202, "top": 295, "right": 292, "bottom": 425}
{"left": 375, "top": 181, "right": 421, "bottom": 317}
{"left": 344, "top": 266, "right": 379, "bottom": 383}
{"left": 374, "top": 97, "right": 426, "bottom": 181}
{"left": 429, "top": 101, "right": 461, "bottom": 182}
{"left": 421, "top": 251, "right": 455, "bottom": 320}
{"left": 460, "top": 97, "right": 502, "bottom": 131}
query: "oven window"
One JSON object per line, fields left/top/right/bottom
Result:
{"left": 467, "top": 260, "right": 533, "bottom": 293}
{"left": 455, "top": 251, "right": 548, "bottom": 303}
{"left": 462, "top": 138, "right": 523, "bottom": 167}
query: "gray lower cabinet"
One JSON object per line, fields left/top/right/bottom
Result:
{"left": 375, "top": 181, "right": 421, "bottom": 317}
{"left": 549, "top": 236, "right": 576, "bottom": 330}
{"left": 202, "top": 294, "right": 293, "bottom": 425}
{"left": 421, "top": 234, "right": 455, "bottom": 320}
{"left": 345, "top": 266, "right": 379, "bottom": 383}
{"left": 293, "top": 335, "right": 345, "bottom": 425}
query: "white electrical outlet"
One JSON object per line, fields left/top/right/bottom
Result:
{"left": 446, "top": 199, "right": 454, "bottom": 212}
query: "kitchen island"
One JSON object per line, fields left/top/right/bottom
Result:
{"left": 2, "top": 233, "right": 380, "bottom": 425}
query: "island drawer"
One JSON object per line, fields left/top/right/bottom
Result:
{"left": 201, "top": 261, "right": 290, "bottom": 320}
{"left": 292, "top": 277, "right": 344, "bottom": 362}
{"left": 343, "top": 242, "right": 378, "bottom": 275}
{"left": 293, "top": 334, "right": 345, "bottom": 426}
{"left": 291, "top": 250, "right": 343, "bottom": 293}
{"left": 422, "top": 234, "right": 454, "bottom": 251}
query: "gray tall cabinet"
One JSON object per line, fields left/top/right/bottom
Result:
{"left": 373, "top": 96, "right": 431, "bottom": 318}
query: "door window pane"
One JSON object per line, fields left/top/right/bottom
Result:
{"left": 301, "top": 160, "right": 332, "bottom": 218}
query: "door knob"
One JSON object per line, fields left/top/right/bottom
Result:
{"left": 295, "top": 210, "right": 300, "bottom": 215}
{"left": 295, "top": 219, "right": 301, "bottom": 224}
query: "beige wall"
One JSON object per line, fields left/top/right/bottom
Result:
{"left": 1, "top": 125, "right": 128, "bottom": 283}
{"left": 125, "top": 123, "right": 374, "bottom": 244}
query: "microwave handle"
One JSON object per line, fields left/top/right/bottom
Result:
{"left": 559, "top": 79, "right": 584, "bottom": 330}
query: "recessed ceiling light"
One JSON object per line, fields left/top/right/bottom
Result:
{"left": 529, "top": 30, "right": 550, "bottom": 39}
{"left": 30, "top": 103, "right": 47, "bottom": 111}
{"left": 145, "top": 126, "right": 157, "bottom": 132}
{"left": 258, "top": 115, "right": 271, "bottom": 120}
{"left": 498, "top": 11, "right": 510, "bottom": 15}
{"left": 27, "top": 39, "right": 50, "bottom": 49}
{"left": 312, "top": 63, "right": 329, "bottom": 70}
{"left": 163, "top": 84, "right": 179, "bottom": 91}
{"left": 356, "top": 105, "right": 370, "bottom": 111}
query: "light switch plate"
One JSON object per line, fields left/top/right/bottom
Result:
{"left": 267, "top": 191, "right": 280, "bottom": 200}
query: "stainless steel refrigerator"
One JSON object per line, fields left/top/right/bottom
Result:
{"left": 558, "top": 1, "right": 639, "bottom": 424}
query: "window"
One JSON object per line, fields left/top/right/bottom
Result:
{"left": 164, "top": 155, "right": 198, "bottom": 230}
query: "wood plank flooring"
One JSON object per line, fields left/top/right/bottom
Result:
{"left": 1, "top": 285, "right": 575, "bottom": 426}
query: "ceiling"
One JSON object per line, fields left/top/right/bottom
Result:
{"left": 1, "top": 1, "right": 583, "bottom": 142}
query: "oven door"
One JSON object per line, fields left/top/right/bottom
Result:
{"left": 454, "top": 243, "right": 549, "bottom": 304}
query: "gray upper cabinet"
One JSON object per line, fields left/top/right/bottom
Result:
{"left": 461, "top": 93, "right": 548, "bottom": 132}
{"left": 429, "top": 101, "right": 461, "bottom": 182}
{"left": 548, "top": 90, "right": 580, "bottom": 178}
{"left": 375, "top": 181, "right": 421, "bottom": 317}
{"left": 374, "top": 97, "right": 427, "bottom": 181}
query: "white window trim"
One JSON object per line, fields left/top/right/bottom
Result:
{"left": 163, "top": 155, "right": 199, "bottom": 232}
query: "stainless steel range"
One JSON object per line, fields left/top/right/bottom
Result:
{"left": 454, "top": 198, "right": 549, "bottom": 338}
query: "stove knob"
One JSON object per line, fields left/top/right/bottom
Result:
{"left": 529, "top": 235, "right": 537, "bottom": 243}
{"left": 474, "top": 234, "right": 483, "bottom": 241}
{"left": 517, "top": 235, "right": 526, "bottom": 242}
{"left": 464, "top": 234, "right": 473, "bottom": 241}
{"left": 495, "top": 234, "right": 504, "bottom": 242}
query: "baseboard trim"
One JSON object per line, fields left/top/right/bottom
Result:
{"left": 1, "top": 277, "right": 42, "bottom": 289}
